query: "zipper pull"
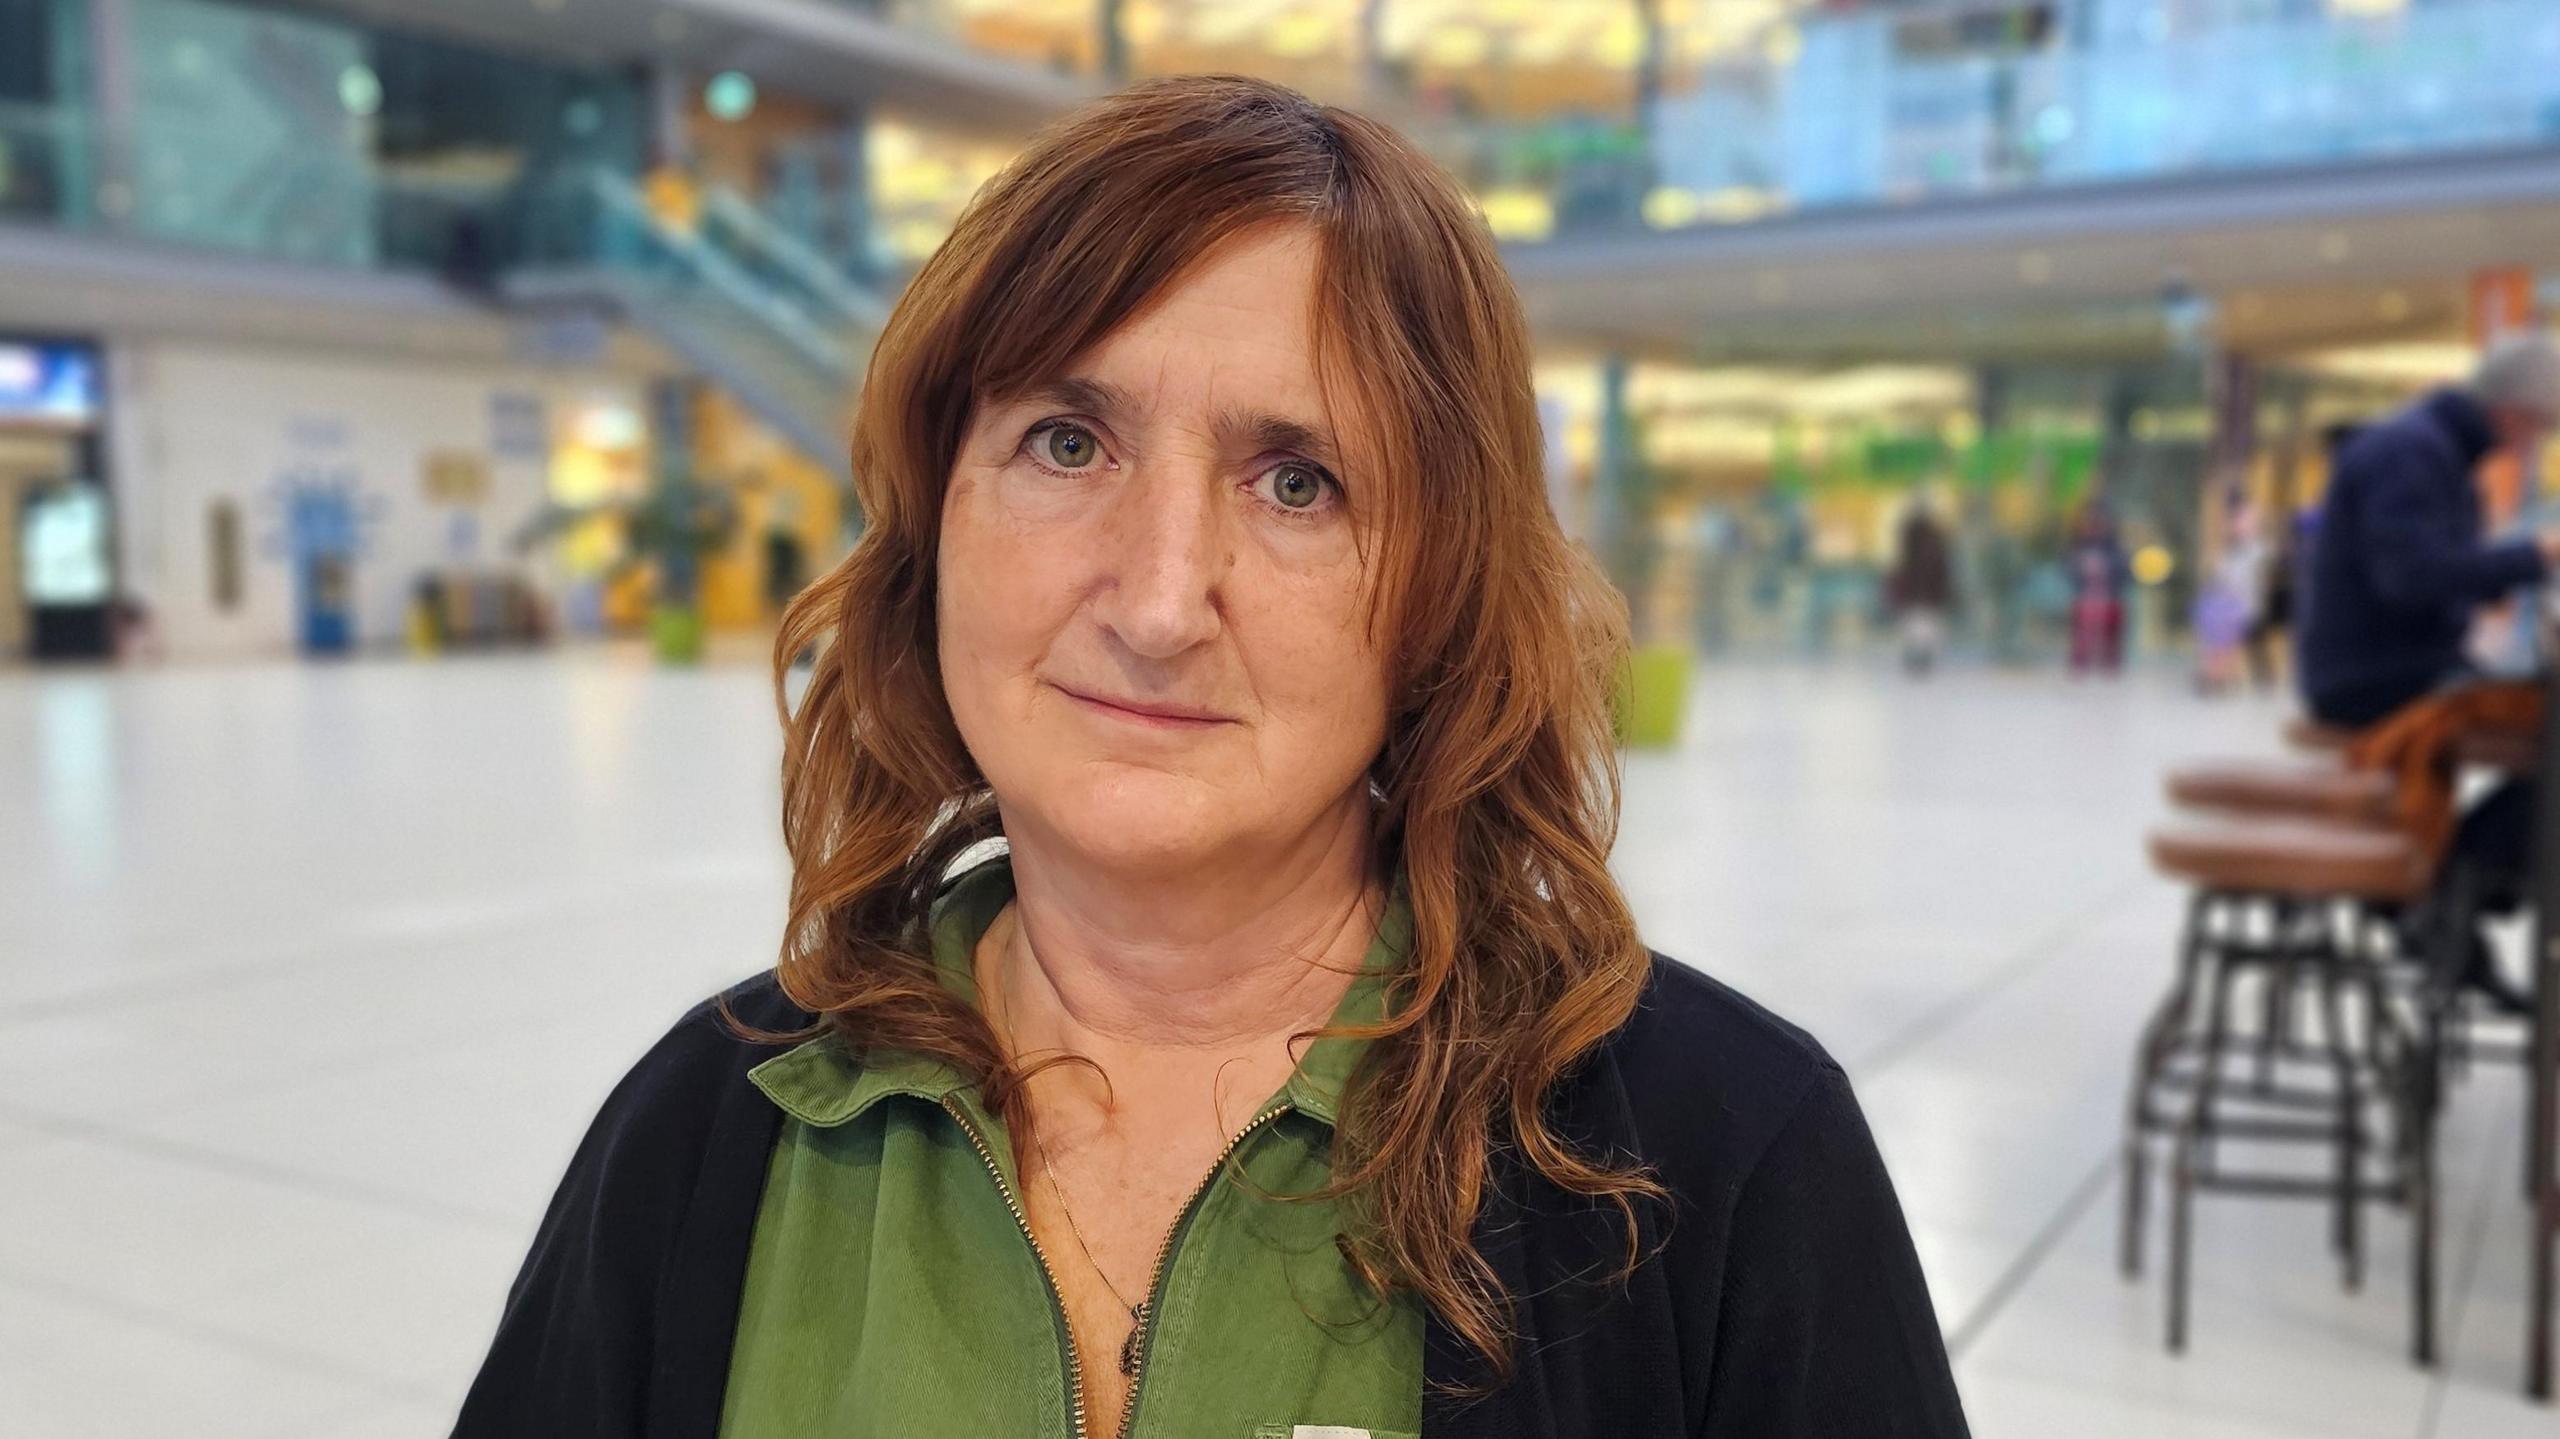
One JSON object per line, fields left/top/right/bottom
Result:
{"left": 1119, "top": 1300, "right": 1148, "bottom": 1376}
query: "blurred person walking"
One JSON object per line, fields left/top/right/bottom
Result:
{"left": 2192, "top": 499, "right": 2266, "bottom": 694}
{"left": 2066, "top": 501, "right": 2131, "bottom": 674}
{"left": 2297, "top": 334, "right": 2560, "bottom": 1010}
{"left": 2243, "top": 505, "right": 2303, "bottom": 691}
{"left": 1887, "top": 495, "right": 1955, "bottom": 676}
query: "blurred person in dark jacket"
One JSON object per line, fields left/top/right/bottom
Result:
{"left": 2298, "top": 337, "right": 2560, "bottom": 727}
{"left": 1887, "top": 495, "right": 1955, "bottom": 676}
{"left": 2297, "top": 335, "right": 2560, "bottom": 1011}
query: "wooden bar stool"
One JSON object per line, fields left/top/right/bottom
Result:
{"left": 2285, "top": 716, "right": 2363, "bottom": 755}
{"left": 2123, "top": 816, "right": 2443, "bottom": 1365}
{"left": 2166, "top": 758, "right": 2398, "bottom": 829}
{"left": 2161, "top": 761, "right": 2405, "bottom": 1098}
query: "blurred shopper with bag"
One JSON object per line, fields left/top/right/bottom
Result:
{"left": 2066, "top": 501, "right": 2131, "bottom": 674}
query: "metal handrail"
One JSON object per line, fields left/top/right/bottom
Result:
{"left": 701, "top": 186, "right": 891, "bottom": 332}
{"left": 583, "top": 169, "right": 852, "bottom": 377}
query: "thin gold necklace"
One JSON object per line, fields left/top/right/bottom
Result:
{"left": 1029, "top": 1118, "right": 1152, "bottom": 1376}
{"left": 996, "top": 909, "right": 1153, "bottom": 1375}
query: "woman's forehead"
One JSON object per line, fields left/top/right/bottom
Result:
{"left": 973, "top": 223, "right": 1391, "bottom": 474}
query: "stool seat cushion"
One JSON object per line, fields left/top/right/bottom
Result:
{"left": 2148, "top": 817, "right": 2430, "bottom": 901}
{"left": 2454, "top": 729, "right": 2537, "bottom": 773}
{"left": 2284, "top": 716, "right": 2359, "bottom": 752}
{"left": 2165, "top": 758, "right": 2396, "bottom": 826}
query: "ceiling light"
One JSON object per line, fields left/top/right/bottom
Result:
{"left": 337, "top": 64, "right": 381, "bottom": 117}
{"left": 1264, "top": 12, "right": 1334, "bottom": 60}
{"left": 1476, "top": 188, "right": 1553, "bottom": 243}
{"left": 1643, "top": 187, "right": 1702, "bottom": 230}
{"left": 1594, "top": 14, "right": 1644, "bottom": 67}
{"left": 705, "top": 70, "right": 757, "bottom": 123}
{"left": 1420, "top": 26, "right": 1490, "bottom": 68}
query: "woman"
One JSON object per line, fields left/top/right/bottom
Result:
{"left": 459, "top": 76, "right": 1967, "bottom": 1438}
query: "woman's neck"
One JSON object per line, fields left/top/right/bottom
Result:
{"left": 982, "top": 802, "right": 1382, "bottom": 1092}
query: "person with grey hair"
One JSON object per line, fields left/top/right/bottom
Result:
{"left": 2297, "top": 332, "right": 2560, "bottom": 1010}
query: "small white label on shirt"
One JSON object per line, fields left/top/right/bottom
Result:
{"left": 1292, "top": 1429, "right": 1371, "bottom": 1439}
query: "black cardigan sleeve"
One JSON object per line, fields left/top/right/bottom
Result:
{"left": 453, "top": 979, "right": 799, "bottom": 1438}
{"left": 1696, "top": 1065, "right": 1970, "bottom": 1439}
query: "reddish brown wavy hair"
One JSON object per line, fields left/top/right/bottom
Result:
{"left": 766, "top": 73, "right": 1658, "bottom": 1385}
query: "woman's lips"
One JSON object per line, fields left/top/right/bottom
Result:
{"left": 1051, "top": 683, "right": 1234, "bottom": 729}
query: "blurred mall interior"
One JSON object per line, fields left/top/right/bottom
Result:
{"left": 8, "top": 0, "right": 2560, "bottom": 1434}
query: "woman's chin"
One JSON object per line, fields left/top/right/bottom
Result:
{"left": 1018, "top": 778, "right": 1253, "bottom": 872}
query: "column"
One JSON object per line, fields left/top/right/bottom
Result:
{"left": 1360, "top": 0, "right": 1391, "bottom": 101}
{"left": 1593, "top": 353, "right": 1656, "bottom": 636}
{"left": 650, "top": 376, "right": 703, "bottom": 608}
{"left": 1097, "top": 0, "right": 1128, "bottom": 81}
{"left": 647, "top": 63, "right": 692, "bottom": 170}
{"left": 837, "top": 108, "right": 877, "bottom": 285}
{"left": 78, "top": 0, "right": 136, "bottom": 231}
{"left": 1632, "top": 0, "right": 1665, "bottom": 202}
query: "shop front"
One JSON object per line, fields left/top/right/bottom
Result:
{"left": 0, "top": 336, "right": 112, "bottom": 662}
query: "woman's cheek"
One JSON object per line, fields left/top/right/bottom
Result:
{"left": 987, "top": 461, "right": 1104, "bottom": 528}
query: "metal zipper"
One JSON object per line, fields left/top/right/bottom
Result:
{"left": 942, "top": 1096, "right": 1092, "bottom": 1439}
{"left": 1113, "top": 1102, "right": 1294, "bottom": 1439}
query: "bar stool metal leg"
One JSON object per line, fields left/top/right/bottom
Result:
{"left": 2402, "top": 879, "right": 2463, "bottom": 1368}
{"left": 2170, "top": 905, "right": 2243, "bottom": 1354}
{"left": 2318, "top": 954, "right": 2364, "bottom": 1291}
{"left": 2124, "top": 892, "right": 2209, "bottom": 1279}
{"left": 2407, "top": 1058, "right": 2439, "bottom": 1367}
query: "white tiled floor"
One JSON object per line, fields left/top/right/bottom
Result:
{"left": 3, "top": 648, "right": 2552, "bottom": 1435}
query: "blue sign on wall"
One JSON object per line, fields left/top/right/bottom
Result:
{"left": 0, "top": 342, "right": 99, "bottom": 423}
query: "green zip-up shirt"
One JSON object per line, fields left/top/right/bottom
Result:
{"left": 718, "top": 859, "right": 1424, "bottom": 1439}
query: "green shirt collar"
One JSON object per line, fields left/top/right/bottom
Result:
{"left": 748, "top": 857, "right": 1408, "bottom": 1132}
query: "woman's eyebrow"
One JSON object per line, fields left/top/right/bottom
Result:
{"left": 1011, "top": 375, "right": 1142, "bottom": 422}
{"left": 1220, "top": 409, "right": 1343, "bottom": 469}
{"left": 1008, "top": 376, "right": 1342, "bottom": 468}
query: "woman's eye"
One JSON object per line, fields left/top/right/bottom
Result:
{"left": 1027, "top": 422, "right": 1102, "bottom": 471}
{"left": 1261, "top": 461, "right": 1334, "bottom": 512}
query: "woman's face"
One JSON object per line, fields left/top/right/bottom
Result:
{"left": 937, "top": 225, "right": 1391, "bottom": 875}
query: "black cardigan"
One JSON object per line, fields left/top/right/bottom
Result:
{"left": 454, "top": 955, "right": 1970, "bottom": 1438}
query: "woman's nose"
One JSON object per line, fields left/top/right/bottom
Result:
{"left": 1091, "top": 466, "right": 1225, "bottom": 660}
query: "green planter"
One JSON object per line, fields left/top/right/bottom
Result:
{"left": 1616, "top": 644, "right": 1693, "bottom": 750}
{"left": 651, "top": 602, "right": 706, "bottom": 665}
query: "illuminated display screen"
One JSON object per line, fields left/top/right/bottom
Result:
{"left": 0, "top": 342, "right": 99, "bottom": 424}
{"left": 22, "top": 484, "right": 112, "bottom": 606}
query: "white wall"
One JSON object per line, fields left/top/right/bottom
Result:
{"left": 112, "top": 338, "right": 646, "bottom": 659}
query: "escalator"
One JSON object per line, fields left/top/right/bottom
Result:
{"left": 501, "top": 167, "right": 888, "bottom": 488}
